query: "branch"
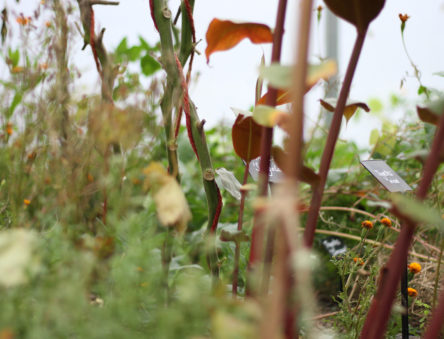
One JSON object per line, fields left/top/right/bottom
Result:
{"left": 89, "top": 1, "right": 119, "bottom": 5}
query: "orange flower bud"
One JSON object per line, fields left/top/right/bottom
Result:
{"left": 361, "top": 220, "right": 373, "bottom": 230}
{"left": 399, "top": 13, "right": 410, "bottom": 23}
{"left": 380, "top": 217, "right": 392, "bottom": 227}
{"left": 407, "top": 287, "right": 418, "bottom": 297}
{"left": 408, "top": 262, "right": 421, "bottom": 274}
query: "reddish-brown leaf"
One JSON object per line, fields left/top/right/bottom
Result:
{"left": 272, "top": 146, "right": 320, "bottom": 185}
{"left": 324, "top": 0, "right": 385, "bottom": 33}
{"left": 416, "top": 105, "right": 440, "bottom": 125}
{"left": 205, "top": 19, "right": 273, "bottom": 63}
{"left": 232, "top": 115, "right": 262, "bottom": 162}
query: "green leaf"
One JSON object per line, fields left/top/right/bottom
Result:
{"left": 259, "top": 60, "right": 337, "bottom": 90}
{"left": 8, "top": 92, "right": 22, "bottom": 118}
{"left": 115, "top": 37, "right": 128, "bottom": 55}
{"left": 259, "top": 63, "right": 292, "bottom": 89}
{"left": 252, "top": 104, "right": 287, "bottom": 128}
{"left": 8, "top": 48, "right": 19, "bottom": 67}
{"left": 140, "top": 54, "right": 161, "bottom": 76}
{"left": 369, "top": 128, "right": 379, "bottom": 146}
{"left": 391, "top": 194, "right": 444, "bottom": 233}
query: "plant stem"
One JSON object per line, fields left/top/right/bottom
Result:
{"left": 433, "top": 237, "right": 444, "bottom": 308}
{"left": 257, "top": 0, "right": 288, "bottom": 196}
{"left": 152, "top": 0, "right": 222, "bottom": 275}
{"left": 360, "top": 113, "right": 444, "bottom": 338}
{"left": 247, "top": 0, "right": 288, "bottom": 282}
{"left": 304, "top": 30, "right": 367, "bottom": 248}
{"left": 232, "top": 162, "right": 250, "bottom": 296}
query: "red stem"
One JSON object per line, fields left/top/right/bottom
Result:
{"left": 423, "top": 278, "right": 444, "bottom": 338}
{"left": 232, "top": 161, "right": 250, "bottom": 296}
{"left": 257, "top": 0, "right": 287, "bottom": 196}
{"left": 248, "top": 0, "right": 288, "bottom": 274}
{"left": 90, "top": 8, "right": 102, "bottom": 75}
{"left": 360, "top": 114, "right": 444, "bottom": 338}
{"left": 304, "top": 30, "right": 367, "bottom": 248}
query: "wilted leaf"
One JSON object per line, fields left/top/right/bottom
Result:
{"left": 416, "top": 98, "right": 444, "bottom": 125}
{"left": 324, "top": 0, "right": 385, "bottom": 33}
{"left": 0, "top": 229, "right": 39, "bottom": 287}
{"left": 252, "top": 105, "right": 289, "bottom": 131}
{"left": 144, "top": 163, "right": 191, "bottom": 233}
{"left": 272, "top": 146, "right": 320, "bottom": 185}
{"left": 220, "top": 229, "right": 250, "bottom": 243}
{"left": 215, "top": 168, "right": 241, "bottom": 200}
{"left": 258, "top": 60, "right": 337, "bottom": 105}
{"left": 232, "top": 115, "right": 262, "bottom": 162}
{"left": 391, "top": 194, "right": 444, "bottom": 233}
{"left": 320, "top": 98, "right": 370, "bottom": 124}
{"left": 205, "top": 19, "right": 273, "bottom": 62}
{"left": 88, "top": 103, "right": 143, "bottom": 152}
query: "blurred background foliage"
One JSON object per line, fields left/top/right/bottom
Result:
{"left": 0, "top": 1, "right": 442, "bottom": 338}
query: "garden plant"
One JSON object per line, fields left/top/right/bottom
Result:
{"left": 0, "top": 0, "right": 444, "bottom": 338}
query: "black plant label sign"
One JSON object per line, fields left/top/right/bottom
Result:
{"left": 361, "top": 160, "right": 412, "bottom": 192}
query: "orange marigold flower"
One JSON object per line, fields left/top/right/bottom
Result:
{"left": 11, "top": 66, "right": 24, "bottom": 74}
{"left": 407, "top": 287, "right": 418, "bottom": 297}
{"left": 399, "top": 13, "right": 410, "bottom": 23}
{"left": 361, "top": 220, "right": 373, "bottom": 230}
{"left": 353, "top": 257, "right": 364, "bottom": 266}
{"left": 6, "top": 123, "right": 13, "bottom": 136}
{"left": 408, "top": 262, "right": 421, "bottom": 274}
{"left": 24, "top": 199, "right": 31, "bottom": 205}
{"left": 380, "top": 217, "right": 392, "bottom": 227}
{"left": 16, "top": 15, "right": 31, "bottom": 26}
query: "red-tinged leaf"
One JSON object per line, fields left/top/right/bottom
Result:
{"left": 324, "top": 0, "right": 385, "bottom": 33}
{"left": 271, "top": 146, "right": 320, "bottom": 185}
{"left": 416, "top": 99, "right": 444, "bottom": 125}
{"left": 205, "top": 19, "right": 273, "bottom": 62}
{"left": 320, "top": 98, "right": 370, "bottom": 124}
{"left": 232, "top": 115, "right": 262, "bottom": 162}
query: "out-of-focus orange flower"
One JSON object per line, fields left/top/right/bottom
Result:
{"left": 39, "top": 63, "right": 48, "bottom": 70}
{"left": 16, "top": 15, "right": 31, "bottom": 26}
{"left": 380, "top": 217, "right": 392, "bottom": 227}
{"left": 24, "top": 199, "right": 31, "bottom": 205}
{"left": 6, "top": 123, "right": 13, "bottom": 136}
{"left": 361, "top": 220, "right": 374, "bottom": 230}
{"left": 353, "top": 257, "right": 364, "bottom": 266}
{"left": 45, "top": 21, "right": 51, "bottom": 28}
{"left": 0, "top": 328, "right": 15, "bottom": 339}
{"left": 408, "top": 262, "right": 421, "bottom": 274}
{"left": 407, "top": 287, "right": 418, "bottom": 297}
{"left": 11, "top": 66, "right": 24, "bottom": 74}
{"left": 399, "top": 13, "right": 410, "bottom": 23}
{"left": 87, "top": 173, "right": 94, "bottom": 183}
